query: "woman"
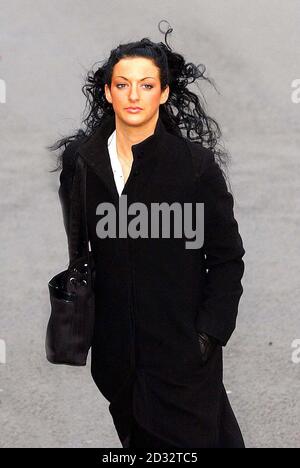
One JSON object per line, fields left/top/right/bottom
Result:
{"left": 49, "top": 24, "right": 246, "bottom": 449}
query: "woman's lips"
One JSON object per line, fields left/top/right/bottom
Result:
{"left": 125, "top": 108, "right": 143, "bottom": 113}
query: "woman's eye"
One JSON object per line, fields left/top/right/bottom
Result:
{"left": 116, "top": 84, "right": 153, "bottom": 89}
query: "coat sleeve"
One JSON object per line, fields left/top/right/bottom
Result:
{"left": 195, "top": 150, "right": 246, "bottom": 347}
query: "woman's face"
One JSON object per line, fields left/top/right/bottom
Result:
{"left": 105, "top": 57, "right": 169, "bottom": 127}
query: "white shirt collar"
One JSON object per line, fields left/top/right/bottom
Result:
{"left": 107, "top": 129, "right": 125, "bottom": 196}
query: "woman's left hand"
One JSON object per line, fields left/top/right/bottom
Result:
{"left": 197, "top": 331, "right": 219, "bottom": 364}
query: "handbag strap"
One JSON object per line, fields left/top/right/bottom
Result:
{"left": 68, "top": 154, "right": 90, "bottom": 265}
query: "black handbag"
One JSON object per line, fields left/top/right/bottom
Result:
{"left": 46, "top": 155, "right": 96, "bottom": 366}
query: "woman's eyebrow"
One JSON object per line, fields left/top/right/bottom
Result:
{"left": 115, "top": 76, "right": 156, "bottom": 81}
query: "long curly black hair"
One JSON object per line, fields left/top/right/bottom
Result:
{"left": 49, "top": 20, "right": 229, "bottom": 179}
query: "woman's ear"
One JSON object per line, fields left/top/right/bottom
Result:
{"left": 160, "top": 84, "right": 170, "bottom": 105}
{"left": 104, "top": 83, "right": 112, "bottom": 105}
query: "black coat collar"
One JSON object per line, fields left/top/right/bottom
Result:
{"left": 76, "top": 113, "right": 168, "bottom": 202}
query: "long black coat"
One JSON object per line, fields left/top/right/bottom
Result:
{"left": 58, "top": 113, "right": 246, "bottom": 448}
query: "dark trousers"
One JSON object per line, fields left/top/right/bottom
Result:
{"left": 129, "top": 418, "right": 178, "bottom": 449}
{"left": 128, "top": 417, "right": 245, "bottom": 449}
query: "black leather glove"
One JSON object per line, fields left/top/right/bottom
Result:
{"left": 197, "top": 331, "right": 219, "bottom": 364}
